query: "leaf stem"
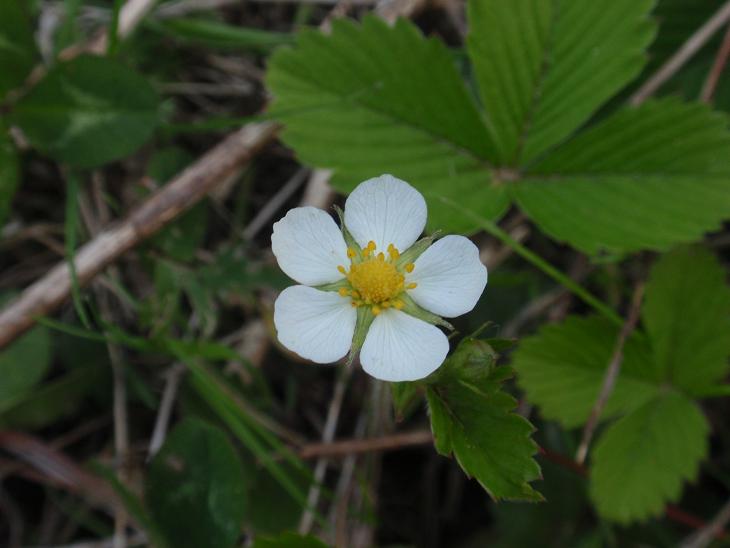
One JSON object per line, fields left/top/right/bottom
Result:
{"left": 439, "top": 197, "right": 623, "bottom": 326}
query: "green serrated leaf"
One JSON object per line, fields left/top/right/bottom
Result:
{"left": 266, "top": 15, "right": 510, "bottom": 232}
{"left": 466, "top": 0, "right": 655, "bottom": 164}
{"left": 512, "top": 99, "right": 730, "bottom": 255}
{"left": 426, "top": 339, "right": 542, "bottom": 501}
{"left": 642, "top": 246, "right": 730, "bottom": 394}
{"left": 590, "top": 392, "right": 708, "bottom": 523}
{"left": 0, "top": 0, "right": 38, "bottom": 98}
{"left": 11, "top": 55, "right": 159, "bottom": 168}
{"left": 512, "top": 316, "right": 659, "bottom": 428}
{"left": 145, "top": 418, "right": 248, "bottom": 548}
{"left": 0, "top": 126, "right": 19, "bottom": 226}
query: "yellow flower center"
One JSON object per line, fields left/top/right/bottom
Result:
{"left": 337, "top": 241, "right": 416, "bottom": 315}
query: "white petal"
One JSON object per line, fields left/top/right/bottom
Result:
{"left": 344, "top": 174, "right": 427, "bottom": 253}
{"left": 408, "top": 235, "right": 488, "bottom": 318}
{"left": 271, "top": 207, "right": 349, "bottom": 286}
{"left": 360, "top": 309, "right": 449, "bottom": 382}
{"left": 274, "top": 285, "right": 356, "bottom": 364}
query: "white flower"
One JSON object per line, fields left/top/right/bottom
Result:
{"left": 271, "top": 174, "right": 488, "bottom": 382}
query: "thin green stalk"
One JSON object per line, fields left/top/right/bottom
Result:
{"left": 107, "top": 0, "right": 125, "bottom": 56}
{"left": 65, "top": 172, "right": 91, "bottom": 328}
{"left": 439, "top": 197, "right": 623, "bottom": 326}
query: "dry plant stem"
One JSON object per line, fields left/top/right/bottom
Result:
{"left": 629, "top": 0, "right": 730, "bottom": 105}
{"left": 575, "top": 283, "right": 645, "bottom": 465}
{"left": 701, "top": 23, "right": 730, "bottom": 102}
{"left": 148, "top": 364, "right": 186, "bottom": 458}
{"left": 84, "top": 180, "right": 130, "bottom": 548}
{"left": 681, "top": 498, "right": 730, "bottom": 548}
{"left": 300, "top": 429, "right": 434, "bottom": 459}
{"left": 0, "top": 122, "right": 280, "bottom": 351}
{"left": 243, "top": 167, "right": 309, "bottom": 239}
{"left": 298, "top": 366, "right": 353, "bottom": 535}
{"left": 300, "top": 169, "right": 335, "bottom": 209}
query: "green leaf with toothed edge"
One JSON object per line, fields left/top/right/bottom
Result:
{"left": 590, "top": 392, "right": 709, "bottom": 523}
{"left": 641, "top": 246, "right": 730, "bottom": 394}
{"left": 512, "top": 100, "right": 730, "bottom": 255}
{"left": 426, "top": 338, "right": 542, "bottom": 502}
{"left": 511, "top": 316, "right": 660, "bottom": 429}
{"left": 466, "top": 0, "right": 656, "bottom": 165}
{"left": 266, "top": 15, "right": 510, "bottom": 234}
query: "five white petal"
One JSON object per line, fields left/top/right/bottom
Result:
{"left": 272, "top": 175, "right": 488, "bottom": 381}
{"left": 344, "top": 174, "right": 427, "bottom": 253}
{"left": 273, "top": 285, "right": 357, "bottom": 364}
{"left": 360, "top": 309, "right": 449, "bottom": 382}
{"left": 408, "top": 235, "right": 488, "bottom": 318}
{"left": 271, "top": 206, "right": 349, "bottom": 286}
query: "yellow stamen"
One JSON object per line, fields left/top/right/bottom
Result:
{"left": 338, "top": 287, "right": 349, "bottom": 297}
{"left": 377, "top": 252, "right": 385, "bottom": 262}
{"left": 347, "top": 247, "right": 356, "bottom": 258}
{"left": 337, "top": 265, "right": 347, "bottom": 275}
{"left": 406, "top": 282, "right": 417, "bottom": 290}
{"left": 405, "top": 263, "right": 415, "bottom": 273}
{"left": 387, "top": 244, "right": 400, "bottom": 261}
{"left": 393, "top": 300, "right": 404, "bottom": 310}
{"left": 372, "top": 305, "right": 381, "bottom": 315}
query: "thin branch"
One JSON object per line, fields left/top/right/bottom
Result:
{"left": 0, "top": 122, "right": 279, "bottom": 350}
{"left": 629, "top": 0, "right": 730, "bottom": 105}
{"left": 148, "top": 364, "right": 186, "bottom": 458}
{"left": 575, "top": 283, "right": 645, "bottom": 465}
{"left": 298, "top": 366, "right": 353, "bottom": 534}
{"left": 681, "top": 498, "right": 730, "bottom": 548}
{"left": 700, "top": 23, "right": 730, "bottom": 102}
{"left": 243, "top": 167, "right": 309, "bottom": 240}
{"left": 299, "top": 429, "right": 434, "bottom": 459}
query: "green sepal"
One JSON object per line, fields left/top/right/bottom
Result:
{"left": 396, "top": 232, "right": 440, "bottom": 269}
{"left": 314, "top": 279, "right": 349, "bottom": 292}
{"left": 345, "top": 305, "right": 375, "bottom": 366}
{"left": 399, "top": 292, "right": 453, "bottom": 331}
{"left": 333, "top": 205, "right": 363, "bottom": 264}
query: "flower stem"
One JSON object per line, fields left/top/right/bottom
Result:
{"left": 439, "top": 198, "right": 623, "bottom": 326}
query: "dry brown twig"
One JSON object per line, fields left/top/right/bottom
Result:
{"left": 299, "top": 429, "right": 434, "bottom": 459}
{"left": 575, "top": 283, "right": 646, "bottom": 465}
{"left": 0, "top": 122, "right": 280, "bottom": 350}
{"left": 681, "top": 497, "right": 730, "bottom": 548}
{"left": 630, "top": 0, "right": 730, "bottom": 105}
{"left": 700, "top": 23, "right": 730, "bottom": 103}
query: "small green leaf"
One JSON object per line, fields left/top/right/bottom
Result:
{"left": 426, "top": 338, "right": 542, "bottom": 501}
{"left": 512, "top": 316, "right": 659, "bottom": 428}
{"left": 0, "top": 297, "right": 52, "bottom": 413}
{"left": 642, "top": 246, "right": 730, "bottom": 393}
{"left": 252, "top": 532, "right": 328, "bottom": 548}
{"left": 0, "top": 126, "right": 19, "bottom": 226}
{"left": 512, "top": 100, "right": 730, "bottom": 255}
{"left": 590, "top": 392, "right": 708, "bottom": 523}
{"left": 145, "top": 418, "right": 248, "bottom": 548}
{"left": 466, "top": 0, "right": 655, "bottom": 164}
{"left": 266, "top": 15, "right": 510, "bottom": 232}
{"left": 0, "top": 365, "right": 105, "bottom": 429}
{"left": 0, "top": 0, "right": 38, "bottom": 98}
{"left": 11, "top": 55, "right": 159, "bottom": 168}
